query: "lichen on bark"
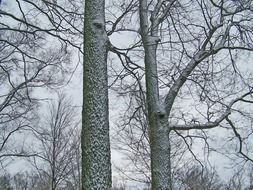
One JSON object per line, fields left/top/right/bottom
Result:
{"left": 82, "top": 0, "right": 111, "bottom": 189}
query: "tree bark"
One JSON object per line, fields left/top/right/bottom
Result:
{"left": 139, "top": 1, "right": 172, "bottom": 189}
{"left": 82, "top": 0, "right": 111, "bottom": 189}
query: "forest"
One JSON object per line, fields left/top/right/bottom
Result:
{"left": 0, "top": 0, "right": 253, "bottom": 189}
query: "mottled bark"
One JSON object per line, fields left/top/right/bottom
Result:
{"left": 139, "top": 1, "right": 172, "bottom": 189}
{"left": 82, "top": 0, "right": 111, "bottom": 189}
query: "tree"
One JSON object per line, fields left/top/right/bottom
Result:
{"left": 0, "top": 173, "right": 12, "bottom": 190}
{"left": 175, "top": 165, "right": 224, "bottom": 190}
{"left": 0, "top": 0, "right": 80, "bottom": 164}
{"left": 106, "top": 0, "right": 253, "bottom": 189}
{"left": 82, "top": 0, "right": 111, "bottom": 189}
{"left": 12, "top": 172, "right": 39, "bottom": 190}
{"left": 111, "top": 82, "right": 189, "bottom": 189}
{"left": 136, "top": 1, "right": 253, "bottom": 189}
{"left": 1, "top": 0, "right": 253, "bottom": 189}
{"left": 28, "top": 93, "right": 81, "bottom": 190}
{"left": 1, "top": 1, "right": 113, "bottom": 189}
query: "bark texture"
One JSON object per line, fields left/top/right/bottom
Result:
{"left": 139, "top": 1, "right": 172, "bottom": 189}
{"left": 82, "top": 0, "right": 111, "bottom": 189}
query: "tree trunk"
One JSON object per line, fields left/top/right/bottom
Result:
{"left": 82, "top": 0, "right": 111, "bottom": 189}
{"left": 139, "top": 1, "right": 172, "bottom": 189}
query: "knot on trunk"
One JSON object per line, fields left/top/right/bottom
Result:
{"left": 157, "top": 111, "right": 165, "bottom": 119}
{"left": 155, "top": 104, "right": 166, "bottom": 119}
{"left": 92, "top": 19, "right": 104, "bottom": 30}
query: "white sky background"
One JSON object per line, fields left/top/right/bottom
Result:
{"left": 1, "top": 0, "right": 253, "bottom": 189}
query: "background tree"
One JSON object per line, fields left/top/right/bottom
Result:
{"left": 0, "top": 0, "right": 82, "bottom": 166}
{"left": 175, "top": 165, "right": 224, "bottom": 190}
{"left": 28, "top": 93, "right": 81, "bottom": 190}
{"left": 0, "top": 173, "right": 12, "bottom": 190}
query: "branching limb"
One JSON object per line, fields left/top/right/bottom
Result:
{"left": 226, "top": 117, "right": 253, "bottom": 163}
{"left": 170, "top": 90, "right": 253, "bottom": 131}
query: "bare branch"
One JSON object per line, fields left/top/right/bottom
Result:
{"left": 170, "top": 90, "right": 253, "bottom": 131}
{"left": 226, "top": 117, "right": 253, "bottom": 163}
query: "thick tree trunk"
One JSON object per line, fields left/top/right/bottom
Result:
{"left": 82, "top": 0, "right": 111, "bottom": 189}
{"left": 149, "top": 117, "right": 172, "bottom": 190}
{"left": 139, "top": 1, "right": 172, "bottom": 189}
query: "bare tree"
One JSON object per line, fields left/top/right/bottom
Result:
{"left": 28, "top": 93, "right": 81, "bottom": 190}
{"left": 1, "top": 1, "right": 113, "bottom": 189}
{"left": 138, "top": 1, "right": 253, "bottom": 189}
{"left": 0, "top": 173, "right": 12, "bottom": 190}
{"left": 175, "top": 165, "right": 225, "bottom": 190}
{"left": 0, "top": 0, "right": 81, "bottom": 164}
{"left": 110, "top": 76, "right": 214, "bottom": 189}
{"left": 1, "top": 0, "right": 253, "bottom": 189}
{"left": 107, "top": 0, "right": 253, "bottom": 189}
